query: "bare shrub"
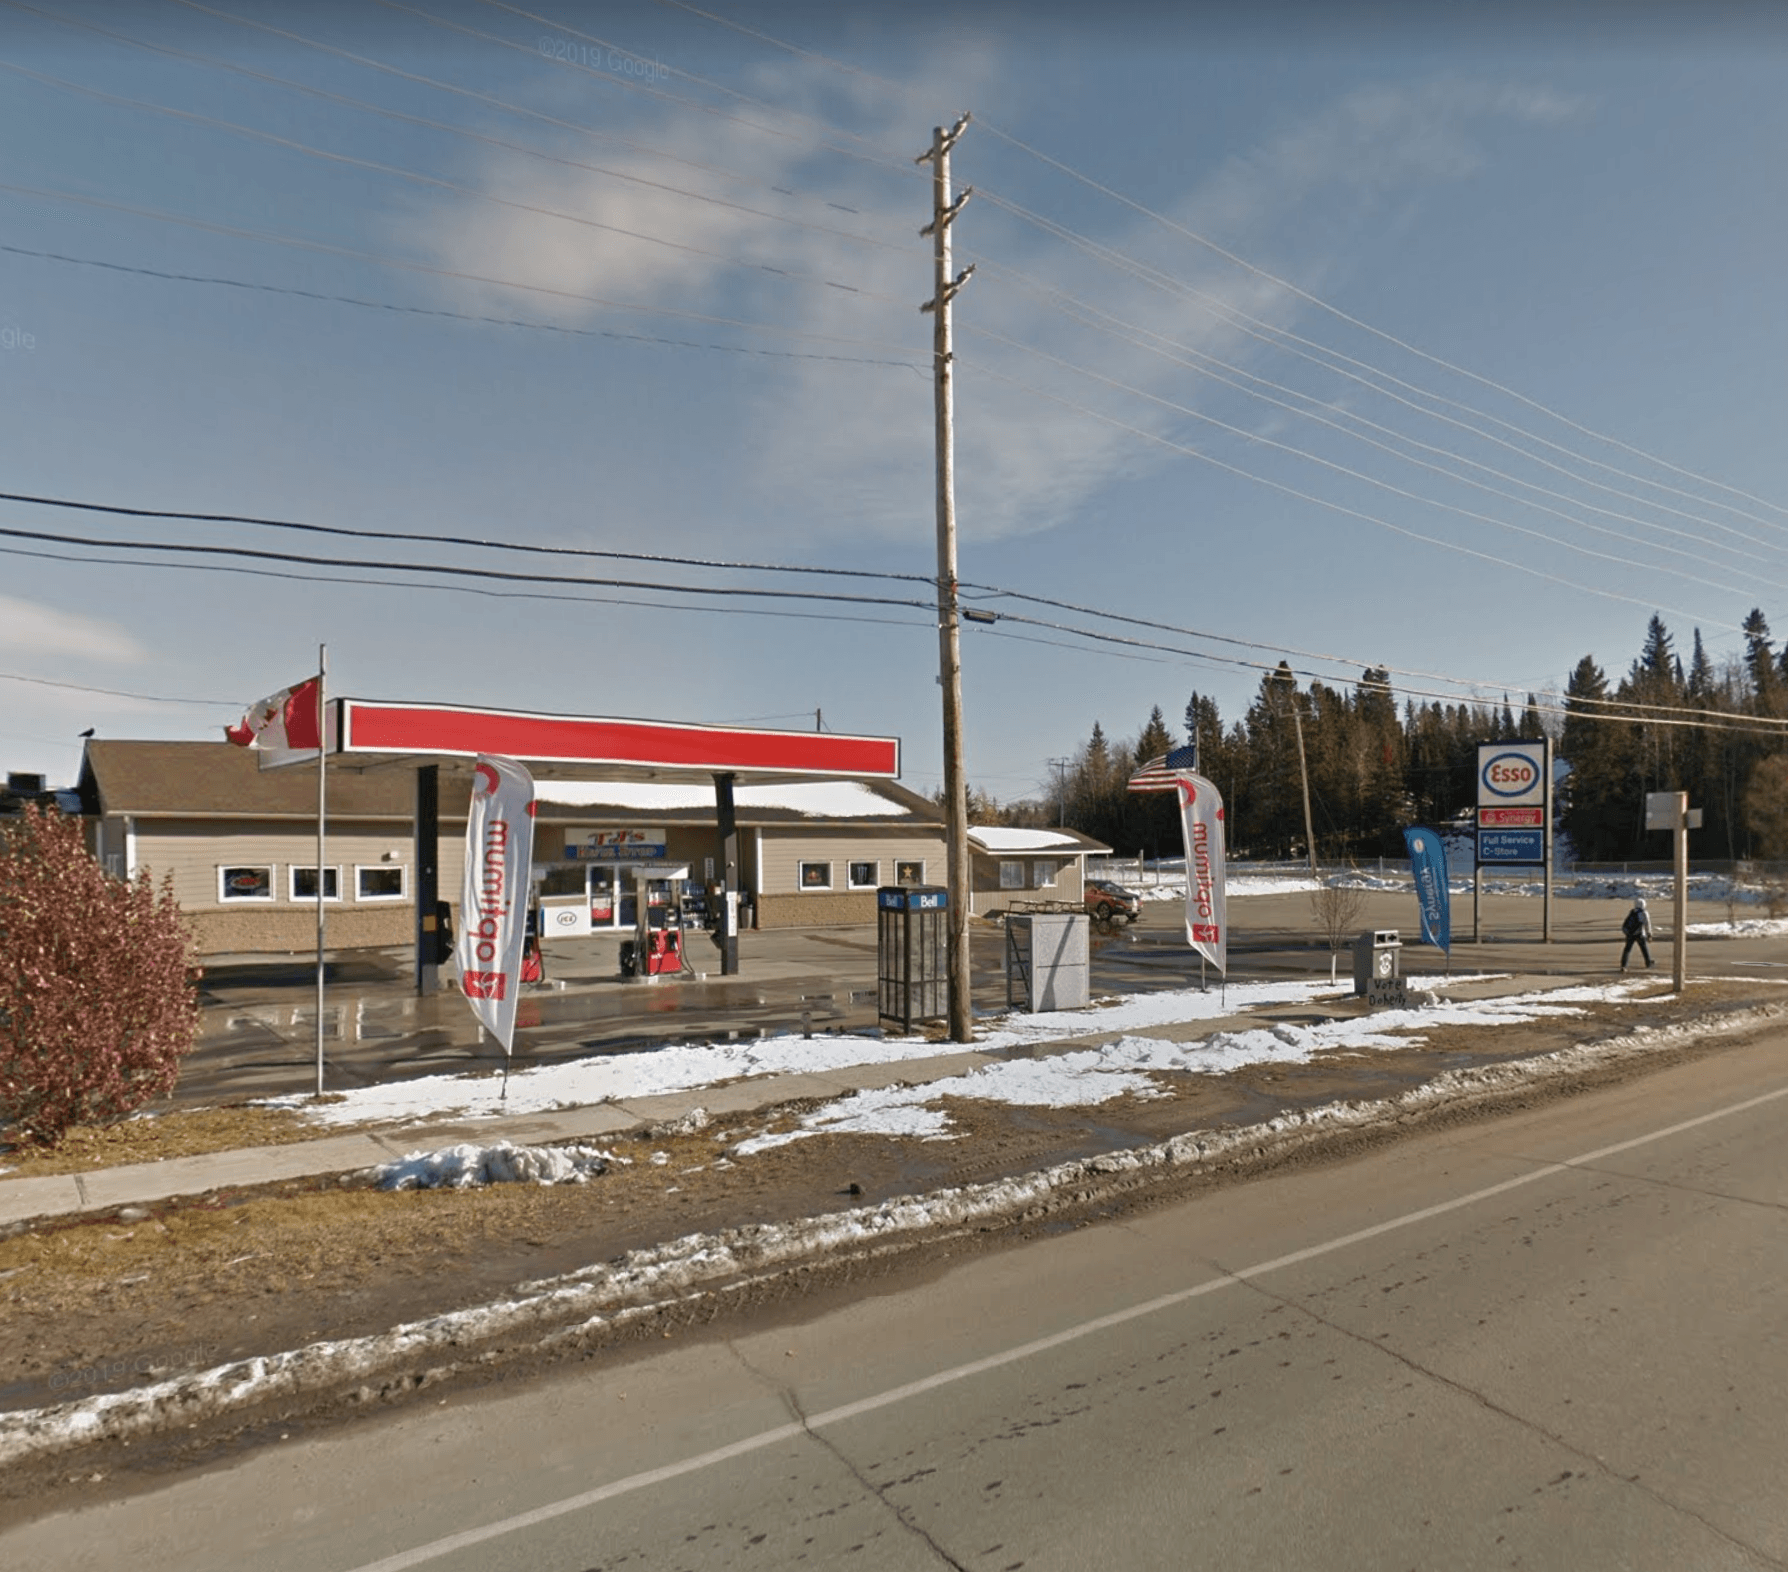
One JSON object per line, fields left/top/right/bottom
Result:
{"left": 1310, "top": 877, "right": 1369, "bottom": 981}
{"left": 0, "top": 804, "right": 199, "bottom": 1147}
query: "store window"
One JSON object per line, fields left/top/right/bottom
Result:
{"left": 999, "top": 861, "right": 1025, "bottom": 890}
{"left": 895, "top": 860, "right": 924, "bottom": 885}
{"left": 218, "top": 866, "right": 273, "bottom": 902}
{"left": 848, "top": 860, "right": 877, "bottom": 889}
{"left": 356, "top": 865, "right": 405, "bottom": 901}
{"left": 799, "top": 861, "right": 833, "bottom": 890}
{"left": 290, "top": 866, "right": 342, "bottom": 902}
{"left": 1031, "top": 859, "right": 1059, "bottom": 889}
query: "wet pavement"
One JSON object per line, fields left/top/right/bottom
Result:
{"left": 174, "top": 886, "right": 1784, "bottom": 1108}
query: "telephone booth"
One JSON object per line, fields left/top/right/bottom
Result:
{"left": 877, "top": 885, "right": 948, "bottom": 1033}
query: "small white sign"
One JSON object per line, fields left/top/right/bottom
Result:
{"left": 1477, "top": 741, "right": 1546, "bottom": 809}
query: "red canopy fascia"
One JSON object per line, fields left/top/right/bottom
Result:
{"left": 333, "top": 699, "right": 900, "bottom": 780}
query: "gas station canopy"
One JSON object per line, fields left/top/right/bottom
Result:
{"left": 318, "top": 699, "right": 901, "bottom": 784}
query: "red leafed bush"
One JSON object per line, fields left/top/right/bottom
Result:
{"left": 0, "top": 804, "right": 200, "bottom": 1146}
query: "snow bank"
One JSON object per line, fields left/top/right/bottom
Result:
{"left": 372, "top": 1142, "right": 622, "bottom": 1191}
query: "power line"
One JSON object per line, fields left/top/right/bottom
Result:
{"left": 0, "top": 669, "right": 240, "bottom": 706}
{"left": 967, "top": 251, "right": 1787, "bottom": 575}
{"left": 0, "top": 243, "right": 926, "bottom": 369}
{"left": 973, "top": 118, "right": 1788, "bottom": 531}
{"left": 962, "top": 320, "right": 1771, "bottom": 603}
{"left": 0, "top": 519, "right": 937, "bottom": 610}
{"left": 0, "top": 179, "right": 920, "bottom": 354}
{"left": 0, "top": 489, "right": 937, "bottom": 586}
{"left": 965, "top": 355, "right": 1738, "bottom": 634}
{"left": 0, "top": 60, "right": 907, "bottom": 306}
{"left": 971, "top": 188, "right": 1788, "bottom": 559}
{"left": 2, "top": 1, "right": 917, "bottom": 258}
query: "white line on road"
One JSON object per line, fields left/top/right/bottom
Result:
{"left": 344, "top": 1079, "right": 1788, "bottom": 1572}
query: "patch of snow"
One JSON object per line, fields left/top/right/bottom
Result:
{"left": 971, "top": 826, "right": 1086, "bottom": 851}
{"left": 1687, "top": 917, "right": 1788, "bottom": 939}
{"left": 372, "top": 1142, "right": 618, "bottom": 1191}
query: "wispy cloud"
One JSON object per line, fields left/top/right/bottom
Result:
{"left": 0, "top": 594, "right": 146, "bottom": 661}
{"left": 398, "top": 60, "right": 1590, "bottom": 552}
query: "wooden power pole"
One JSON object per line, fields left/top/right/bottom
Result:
{"left": 918, "top": 113, "right": 975, "bottom": 1043}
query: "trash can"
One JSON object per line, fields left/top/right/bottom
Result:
{"left": 1352, "top": 930, "right": 1401, "bottom": 997}
{"left": 1005, "top": 912, "right": 1089, "bottom": 1011}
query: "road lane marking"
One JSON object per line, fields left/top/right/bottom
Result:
{"left": 344, "top": 1078, "right": 1788, "bottom": 1571}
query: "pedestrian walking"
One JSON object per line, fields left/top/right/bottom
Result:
{"left": 1620, "top": 897, "right": 1654, "bottom": 971}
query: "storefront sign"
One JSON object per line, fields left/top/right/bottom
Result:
{"left": 564, "top": 827, "right": 667, "bottom": 861}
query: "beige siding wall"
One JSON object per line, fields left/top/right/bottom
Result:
{"left": 968, "top": 852, "right": 1087, "bottom": 916}
{"left": 756, "top": 830, "right": 944, "bottom": 895}
{"left": 126, "top": 816, "right": 464, "bottom": 956}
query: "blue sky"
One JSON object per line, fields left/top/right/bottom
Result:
{"left": 4, "top": 1, "right": 1787, "bottom": 800}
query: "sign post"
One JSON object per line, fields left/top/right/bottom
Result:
{"left": 1474, "top": 739, "right": 1551, "bottom": 943}
{"left": 1645, "top": 790, "right": 1702, "bottom": 993}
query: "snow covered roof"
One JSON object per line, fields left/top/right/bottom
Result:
{"left": 536, "top": 779, "right": 928, "bottom": 821}
{"left": 969, "top": 825, "right": 1107, "bottom": 854}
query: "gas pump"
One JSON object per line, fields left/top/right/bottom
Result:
{"left": 620, "top": 887, "right": 691, "bottom": 979}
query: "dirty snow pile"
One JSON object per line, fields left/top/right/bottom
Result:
{"left": 372, "top": 1141, "right": 622, "bottom": 1191}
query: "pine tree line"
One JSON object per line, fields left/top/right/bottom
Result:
{"left": 978, "top": 611, "right": 1788, "bottom": 864}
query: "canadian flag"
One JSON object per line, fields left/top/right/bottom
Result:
{"left": 225, "top": 678, "right": 323, "bottom": 751}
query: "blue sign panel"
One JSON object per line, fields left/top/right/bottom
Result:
{"left": 877, "top": 886, "right": 947, "bottom": 911}
{"left": 1477, "top": 829, "right": 1545, "bottom": 864}
{"left": 1402, "top": 826, "right": 1451, "bottom": 953}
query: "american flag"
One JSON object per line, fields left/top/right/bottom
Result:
{"left": 1127, "top": 743, "right": 1199, "bottom": 793}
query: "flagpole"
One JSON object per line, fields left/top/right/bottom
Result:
{"left": 315, "top": 643, "right": 327, "bottom": 1099}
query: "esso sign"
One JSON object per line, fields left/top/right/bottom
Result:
{"left": 1478, "top": 743, "right": 1546, "bottom": 807}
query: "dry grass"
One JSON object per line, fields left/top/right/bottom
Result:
{"left": 0, "top": 1104, "right": 337, "bottom": 1178}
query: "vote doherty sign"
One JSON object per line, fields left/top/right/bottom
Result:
{"left": 1476, "top": 741, "right": 1548, "bottom": 866}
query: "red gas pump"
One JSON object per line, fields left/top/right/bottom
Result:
{"left": 622, "top": 895, "right": 690, "bottom": 979}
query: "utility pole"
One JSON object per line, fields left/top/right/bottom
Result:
{"left": 1048, "top": 757, "right": 1071, "bottom": 827}
{"left": 918, "top": 112, "right": 975, "bottom": 1044}
{"left": 1288, "top": 690, "right": 1318, "bottom": 880}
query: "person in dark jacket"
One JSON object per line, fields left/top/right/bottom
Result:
{"left": 1620, "top": 897, "right": 1654, "bottom": 971}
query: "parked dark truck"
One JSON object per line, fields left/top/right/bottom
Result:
{"left": 1084, "top": 879, "right": 1142, "bottom": 923}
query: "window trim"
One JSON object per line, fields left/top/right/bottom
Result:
{"left": 998, "top": 860, "right": 1026, "bottom": 890}
{"left": 289, "top": 865, "right": 344, "bottom": 903}
{"left": 1031, "top": 859, "right": 1060, "bottom": 889}
{"left": 846, "top": 859, "right": 878, "bottom": 890}
{"left": 218, "top": 865, "right": 275, "bottom": 903}
{"left": 798, "top": 860, "right": 833, "bottom": 891}
{"left": 355, "top": 863, "right": 407, "bottom": 902}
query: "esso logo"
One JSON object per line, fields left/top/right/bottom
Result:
{"left": 1481, "top": 752, "right": 1539, "bottom": 798}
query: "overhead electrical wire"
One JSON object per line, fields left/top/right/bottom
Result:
{"left": 0, "top": 61, "right": 908, "bottom": 306}
{"left": 966, "top": 251, "right": 1786, "bottom": 575}
{"left": 963, "top": 355, "right": 1737, "bottom": 635}
{"left": 0, "top": 2, "right": 916, "bottom": 258}
{"left": 0, "top": 243, "right": 925, "bottom": 368}
{"left": 0, "top": 180, "right": 922, "bottom": 355}
{"left": 973, "top": 119, "right": 1788, "bottom": 530}
{"left": 648, "top": 1, "right": 1788, "bottom": 536}
{"left": 0, "top": 490, "right": 937, "bottom": 586}
{"left": 3, "top": 489, "right": 1768, "bottom": 734}
{"left": 155, "top": 0, "right": 883, "bottom": 209}
{"left": 970, "top": 190, "right": 1788, "bottom": 564}
{"left": 961, "top": 321, "right": 1770, "bottom": 603}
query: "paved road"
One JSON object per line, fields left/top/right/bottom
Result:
{"left": 14, "top": 1023, "right": 1788, "bottom": 1570}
